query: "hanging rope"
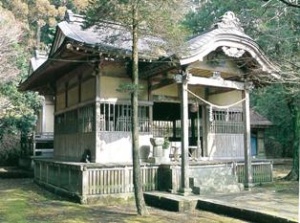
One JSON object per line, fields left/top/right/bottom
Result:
{"left": 186, "top": 89, "right": 246, "bottom": 110}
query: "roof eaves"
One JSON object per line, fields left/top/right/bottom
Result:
{"left": 19, "top": 39, "right": 69, "bottom": 91}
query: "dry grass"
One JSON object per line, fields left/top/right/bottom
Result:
{"left": 0, "top": 178, "right": 249, "bottom": 223}
{"left": 0, "top": 162, "right": 296, "bottom": 223}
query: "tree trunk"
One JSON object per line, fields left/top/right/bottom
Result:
{"left": 131, "top": 2, "right": 149, "bottom": 216}
{"left": 284, "top": 105, "right": 299, "bottom": 181}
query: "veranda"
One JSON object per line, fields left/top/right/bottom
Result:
{"left": 34, "top": 158, "right": 272, "bottom": 204}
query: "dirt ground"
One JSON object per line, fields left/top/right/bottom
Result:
{"left": 0, "top": 178, "right": 253, "bottom": 223}
{"left": 0, "top": 162, "right": 296, "bottom": 223}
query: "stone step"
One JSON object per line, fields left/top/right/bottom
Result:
{"left": 190, "top": 169, "right": 243, "bottom": 195}
{"left": 192, "top": 183, "right": 243, "bottom": 195}
{"left": 193, "top": 174, "right": 238, "bottom": 186}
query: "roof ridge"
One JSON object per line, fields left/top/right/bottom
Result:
{"left": 213, "top": 11, "right": 244, "bottom": 32}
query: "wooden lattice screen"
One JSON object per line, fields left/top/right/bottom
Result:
{"left": 209, "top": 108, "right": 244, "bottom": 134}
{"left": 99, "top": 102, "right": 150, "bottom": 132}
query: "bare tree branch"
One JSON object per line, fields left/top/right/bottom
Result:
{"left": 278, "top": 0, "right": 300, "bottom": 8}
{"left": 262, "top": 0, "right": 300, "bottom": 8}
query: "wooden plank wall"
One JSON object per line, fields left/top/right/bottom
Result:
{"left": 54, "top": 133, "right": 94, "bottom": 161}
{"left": 207, "top": 133, "right": 244, "bottom": 158}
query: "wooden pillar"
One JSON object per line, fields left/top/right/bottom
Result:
{"left": 202, "top": 88, "right": 209, "bottom": 157}
{"left": 243, "top": 88, "right": 253, "bottom": 188}
{"left": 148, "top": 82, "right": 153, "bottom": 134}
{"left": 94, "top": 69, "right": 101, "bottom": 163}
{"left": 172, "top": 120, "right": 176, "bottom": 139}
{"left": 191, "top": 114, "right": 196, "bottom": 143}
{"left": 179, "top": 70, "right": 192, "bottom": 196}
{"left": 196, "top": 108, "right": 201, "bottom": 157}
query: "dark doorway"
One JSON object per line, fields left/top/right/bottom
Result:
{"left": 152, "top": 102, "right": 202, "bottom": 146}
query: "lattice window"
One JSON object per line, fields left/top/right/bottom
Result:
{"left": 65, "top": 110, "right": 78, "bottom": 133}
{"left": 79, "top": 105, "right": 95, "bottom": 133}
{"left": 209, "top": 108, "right": 244, "bottom": 134}
{"left": 55, "top": 105, "right": 95, "bottom": 134}
{"left": 99, "top": 102, "right": 150, "bottom": 132}
{"left": 152, "top": 119, "right": 197, "bottom": 138}
{"left": 152, "top": 121, "right": 173, "bottom": 138}
{"left": 55, "top": 113, "right": 65, "bottom": 134}
{"left": 54, "top": 110, "right": 79, "bottom": 134}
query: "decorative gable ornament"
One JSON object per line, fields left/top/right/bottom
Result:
{"left": 214, "top": 11, "right": 244, "bottom": 32}
{"left": 214, "top": 11, "right": 246, "bottom": 58}
{"left": 222, "top": 46, "right": 245, "bottom": 58}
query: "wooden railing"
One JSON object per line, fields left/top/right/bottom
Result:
{"left": 34, "top": 159, "right": 273, "bottom": 203}
{"left": 33, "top": 132, "right": 54, "bottom": 157}
{"left": 86, "top": 165, "right": 158, "bottom": 195}
{"left": 234, "top": 161, "right": 273, "bottom": 184}
{"left": 34, "top": 160, "right": 158, "bottom": 203}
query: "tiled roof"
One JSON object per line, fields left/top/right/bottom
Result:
{"left": 56, "top": 10, "right": 167, "bottom": 59}
{"left": 178, "top": 12, "right": 280, "bottom": 76}
{"left": 30, "top": 51, "right": 47, "bottom": 71}
{"left": 55, "top": 10, "right": 279, "bottom": 75}
{"left": 180, "top": 28, "right": 251, "bottom": 59}
{"left": 20, "top": 11, "right": 280, "bottom": 93}
{"left": 250, "top": 109, "right": 272, "bottom": 127}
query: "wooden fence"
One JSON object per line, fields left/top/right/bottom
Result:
{"left": 234, "top": 161, "right": 273, "bottom": 184}
{"left": 34, "top": 159, "right": 159, "bottom": 203}
{"left": 34, "top": 159, "right": 272, "bottom": 203}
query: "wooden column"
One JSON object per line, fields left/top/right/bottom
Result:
{"left": 94, "top": 69, "right": 101, "bottom": 163}
{"left": 202, "top": 88, "right": 209, "bottom": 157}
{"left": 148, "top": 82, "right": 153, "bottom": 134}
{"left": 242, "top": 88, "right": 253, "bottom": 188}
{"left": 196, "top": 108, "right": 201, "bottom": 157}
{"left": 179, "top": 71, "right": 192, "bottom": 196}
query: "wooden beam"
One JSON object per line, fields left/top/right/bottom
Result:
{"left": 150, "top": 78, "right": 175, "bottom": 91}
{"left": 188, "top": 75, "right": 245, "bottom": 90}
{"left": 139, "top": 61, "right": 175, "bottom": 79}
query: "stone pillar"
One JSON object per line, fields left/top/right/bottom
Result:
{"left": 243, "top": 88, "right": 253, "bottom": 188}
{"left": 179, "top": 71, "right": 192, "bottom": 195}
{"left": 257, "top": 130, "right": 266, "bottom": 158}
{"left": 149, "top": 137, "right": 164, "bottom": 164}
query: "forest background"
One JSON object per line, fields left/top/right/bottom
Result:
{"left": 0, "top": 0, "right": 299, "bottom": 178}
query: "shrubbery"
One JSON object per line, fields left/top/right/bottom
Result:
{"left": 0, "top": 134, "right": 21, "bottom": 166}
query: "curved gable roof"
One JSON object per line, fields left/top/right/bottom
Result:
{"left": 179, "top": 12, "right": 280, "bottom": 77}
{"left": 20, "top": 11, "right": 280, "bottom": 93}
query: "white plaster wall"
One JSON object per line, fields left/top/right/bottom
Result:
{"left": 100, "top": 76, "right": 148, "bottom": 100}
{"left": 191, "top": 59, "right": 242, "bottom": 77}
{"left": 68, "top": 86, "right": 79, "bottom": 107}
{"left": 44, "top": 101, "right": 54, "bottom": 133}
{"left": 56, "top": 92, "right": 65, "bottom": 111}
{"left": 152, "top": 83, "right": 206, "bottom": 102}
{"left": 152, "top": 83, "right": 178, "bottom": 97}
{"left": 96, "top": 132, "right": 152, "bottom": 163}
{"left": 207, "top": 133, "right": 244, "bottom": 159}
{"left": 81, "top": 78, "right": 95, "bottom": 101}
{"left": 36, "top": 96, "right": 54, "bottom": 133}
{"left": 208, "top": 90, "right": 243, "bottom": 108}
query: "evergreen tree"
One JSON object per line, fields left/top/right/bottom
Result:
{"left": 184, "top": 0, "right": 300, "bottom": 180}
{"left": 0, "top": 5, "right": 42, "bottom": 160}
{"left": 84, "top": 0, "right": 189, "bottom": 215}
